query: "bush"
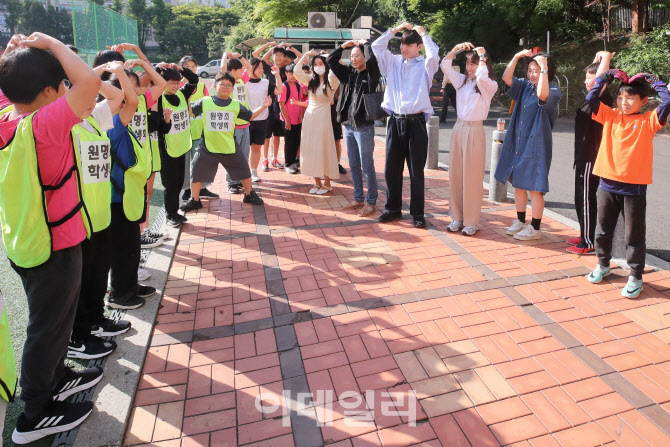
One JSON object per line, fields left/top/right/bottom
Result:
{"left": 615, "top": 24, "right": 670, "bottom": 82}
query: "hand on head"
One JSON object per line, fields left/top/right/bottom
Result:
{"left": 593, "top": 51, "right": 616, "bottom": 63}
{"left": 516, "top": 49, "right": 534, "bottom": 59}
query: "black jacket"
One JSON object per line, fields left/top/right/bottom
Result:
{"left": 574, "top": 88, "right": 613, "bottom": 164}
{"left": 327, "top": 44, "right": 380, "bottom": 128}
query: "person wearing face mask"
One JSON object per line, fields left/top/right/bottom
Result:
{"left": 327, "top": 39, "right": 381, "bottom": 217}
{"left": 371, "top": 22, "right": 439, "bottom": 229}
{"left": 294, "top": 49, "right": 341, "bottom": 194}
{"left": 441, "top": 43, "right": 498, "bottom": 237}
{"left": 494, "top": 50, "right": 561, "bottom": 241}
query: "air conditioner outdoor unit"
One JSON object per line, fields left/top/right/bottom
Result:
{"left": 308, "top": 12, "right": 337, "bottom": 29}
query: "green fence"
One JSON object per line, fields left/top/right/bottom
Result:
{"left": 70, "top": 0, "right": 139, "bottom": 65}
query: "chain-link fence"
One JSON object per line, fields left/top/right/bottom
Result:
{"left": 71, "top": 0, "right": 139, "bottom": 65}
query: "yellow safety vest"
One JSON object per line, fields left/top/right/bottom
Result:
{"left": 202, "top": 97, "right": 240, "bottom": 154}
{"left": 71, "top": 116, "right": 112, "bottom": 234}
{"left": 162, "top": 91, "right": 192, "bottom": 157}
{"left": 0, "top": 291, "right": 17, "bottom": 402}
{"left": 189, "top": 82, "right": 207, "bottom": 140}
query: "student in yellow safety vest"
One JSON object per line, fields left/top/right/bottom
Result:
{"left": 180, "top": 71, "right": 269, "bottom": 212}
{"left": 0, "top": 32, "right": 103, "bottom": 444}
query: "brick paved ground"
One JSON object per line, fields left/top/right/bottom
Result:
{"left": 123, "top": 138, "right": 670, "bottom": 446}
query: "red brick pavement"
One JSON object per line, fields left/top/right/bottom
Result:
{"left": 124, "top": 137, "right": 670, "bottom": 446}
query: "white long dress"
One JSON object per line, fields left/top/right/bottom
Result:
{"left": 294, "top": 70, "right": 341, "bottom": 180}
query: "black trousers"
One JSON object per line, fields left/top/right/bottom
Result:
{"left": 284, "top": 123, "right": 302, "bottom": 167}
{"left": 72, "top": 227, "right": 111, "bottom": 340}
{"left": 574, "top": 161, "right": 600, "bottom": 249}
{"left": 595, "top": 188, "right": 646, "bottom": 279}
{"left": 11, "top": 244, "right": 82, "bottom": 422}
{"left": 159, "top": 146, "right": 185, "bottom": 217}
{"left": 385, "top": 114, "right": 428, "bottom": 217}
{"left": 439, "top": 84, "right": 457, "bottom": 122}
{"left": 109, "top": 203, "right": 140, "bottom": 302}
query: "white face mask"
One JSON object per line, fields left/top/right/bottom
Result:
{"left": 314, "top": 66, "right": 326, "bottom": 76}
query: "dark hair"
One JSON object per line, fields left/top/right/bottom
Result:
{"left": 215, "top": 71, "right": 236, "bottom": 86}
{"left": 93, "top": 50, "right": 125, "bottom": 68}
{"left": 308, "top": 55, "right": 332, "bottom": 95}
{"left": 0, "top": 48, "right": 66, "bottom": 104}
{"left": 227, "top": 58, "right": 243, "bottom": 72}
{"left": 160, "top": 67, "right": 182, "bottom": 82}
{"left": 302, "top": 64, "right": 310, "bottom": 72}
{"left": 273, "top": 47, "right": 289, "bottom": 57}
{"left": 66, "top": 44, "right": 78, "bottom": 54}
{"left": 107, "top": 69, "right": 140, "bottom": 90}
{"left": 584, "top": 62, "right": 600, "bottom": 75}
{"left": 249, "top": 57, "right": 264, "bottom": 77}
{"left": 459, "top": 50, "right": 496, "bottom": 94}
{"left": 179, "top": 55, "right": 197, "bottom": 67}
{"left": 527, "top": 52, "right": 556, "bottom": 83}
{"left": 618, "top": 81, "right": 649, "bottom": 99}
{"left": 285, "top": 63, "right": 296, "bottom": 73}
{"left": 401, "top": 29, "right": 423, "bottom": 46}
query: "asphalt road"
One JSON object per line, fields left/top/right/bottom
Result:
{"left": 375, "top": 106, "right": 670, "bottom": 265}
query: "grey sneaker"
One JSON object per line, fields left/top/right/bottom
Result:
{"left": 447, "top": 220, "right": 463, "bottom": 232}
{"left": 285, "top": 163, "right": 299, "bottom": 174}
{"left": 506, "top": 219, "right": 526, "bottom": 235}
{"left": 462, "top": 225, "right": 478, "bottom": 236}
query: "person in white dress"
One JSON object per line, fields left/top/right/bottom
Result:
{"left": 441, "top": 43, "right": 498, "bottom": 237}
{"left": 294, "top": 49, "right": 341, "bottom": 194}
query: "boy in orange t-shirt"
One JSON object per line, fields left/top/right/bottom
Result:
{"left": 584, "top": 60, "right": 669, "bottom": 298}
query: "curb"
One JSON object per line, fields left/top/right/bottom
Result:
{"left": 70, "top": 213, "right": 182, "bottom": 447}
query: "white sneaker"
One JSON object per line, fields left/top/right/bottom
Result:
{"left": 250, "top": 169, "right": 261, "bottom": 183}
{"left": 514, "top": 224, "right": 542, "bottom": 240}
{"left": 138, "top": 268, "right": 151, "bottom": 281}
{"left": 506, "top": 219, "right": 526, "bottom": 235}
{"left": 462, "top": 225, "right": 478, "bottom": 236}
{"left": 447, "top": 220, "right": 463, "bottom": 232}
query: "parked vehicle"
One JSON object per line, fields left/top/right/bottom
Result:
{"left": 196, "top": 60, "right": 221, "bottom": 78}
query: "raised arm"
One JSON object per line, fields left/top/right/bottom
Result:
{"left": 253, "top": 41, "right": 275, "bottom": 58}
{"left": 109, "top": 42, "right": 149, "bottom": 63}
{"left": 473, "top": 48, "right": 499, "bottom": 99}
{"left": 293, "top": 51, "right": 315, "bottom": 86}
{"left": 286, "top": 43, "right": 302, "bottom": 63}
{"left": 23, "top": 33, "right": 101, "bottom": 118}
{"left": 503, "top": 49, "right": 532, "bottom": 88}
{"left": 327, "top": 42, "right": 351, "bottom": 81}
{"left": 371, "top": 23, "right": 409, "bottom": 75}
{"left": 271, "top": 67, "right": 284, "bottom": 96}
{"left": 94, "top": 62, "right": 124, "bottom": 115}
{"left": 111, "top": 66, "right": 139, "bottom": 126}
{"left": 414, "top": 26, "right": 439, "bottom": 78}
{"left": 126, "top": 58, "right": 166, "bottom": 104}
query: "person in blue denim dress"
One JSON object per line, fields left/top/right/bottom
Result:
{"left": 494, "top": 50, "right": 561, "bottom": 241}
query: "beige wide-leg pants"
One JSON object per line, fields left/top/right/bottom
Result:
{"left": 449, "top": 119, "right": 486, "bottom": 226}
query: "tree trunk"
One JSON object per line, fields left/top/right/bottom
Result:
{"left": 631, "top": 0, "right": 644, "bottom": 33}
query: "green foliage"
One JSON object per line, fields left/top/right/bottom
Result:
{"left": 18, "top": 1, "right": 73, "bottom": 44}
{"left": 111, "top": 0, "right": 124, "bottom": 13}
{"left": 614, "top": 24, "right": 670, "bottom": 81}
{"left": 158, "top": 18, "right": 205, "bottom": 57}
{"left": 128, "top": 0, "right": 150, "bottom": 48}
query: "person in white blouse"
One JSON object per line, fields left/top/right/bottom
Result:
{"left": 441, "top": 42, "right": 498, "bottom": 236}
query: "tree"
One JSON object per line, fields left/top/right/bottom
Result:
{"left": 91, "top": 0, "right": 105, "bottom": 5}
{"left": 207, "top": 24, "right": 229, "bottom": 58}
{"left": 19, "top": 1, "right": 73, "bottom": 44}
{"left": 0, "top": 0, "right": 22, "bottom": 34}
{"left": 112, "top": 0, "right": 125, "bottom": 13}
{"left": 159, "top": 18, "right": 206, "bottom": 56}
{"left": 128, "top": 0, "right": 150, "bottom": 49}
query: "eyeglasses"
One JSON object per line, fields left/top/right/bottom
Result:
{"left": 62, "top": 79, "right": 71, "bottom": 88}
{"left": 217, "top": 83, "right": 234, "bottom": 89}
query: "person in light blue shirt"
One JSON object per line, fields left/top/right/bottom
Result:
{"left": 372, "top": 22, "right": 439, "bottom": 228}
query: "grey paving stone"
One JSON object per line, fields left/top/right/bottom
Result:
{"left": 284, "top": 375, "right": 312, "bottom": 411}
{"left": 280, "top": 347, "right": 306, "bottom": 379}
{"left": 477, "top": 277, "right": 509, "bottom": 290}
{"left": 601, "top": 373, "right": 655, "bottom": 408}
{"left": 500, "top": 287, "right": 533, "bottom": 306}
{"left": 270, "top": 295, "right": 291, "bottom": 316}
{"left": 382, "top": 293, "right": 418, "bottom": 305}
{"left": 640, "top": 405, "right": 670, "bottom": 437}
{"left": 507, "top": 274, "right": 539, "bottom": 286}
{"left": 265, "top": 265, "right": 282, "bottom": 281}
{"left": 347, "top": 298, "right": 384, "bottom": 311}
{"left": 274, "top": 312, "right": 310, "bottom": 327}
{"left": 543, "top": 323, "right": 582, "bottom": 348}
{"left": 267, "top": 278, "right": 287, "bottom": 297}
{"left": 446, "top": 283, "right": 481, "bottom": 296}
{"left": 234, "top": 317, "right": 274, "bottom": 335}
{"left": 310, "top": 304, "right": 349, "bottom": 319}
{"left": 561, "top": 266, "right": 592, "bottom": 277}
{"left": 535, "top": 270, "right": 567, "bottom": 282}
{"left": 523, "top": 305, "right": 556, "bottom": 326}
{"left": 415, "top": 289, "right": 449, "bottom": 301}
{"left": 193, "top": 325, "right": 235, "bottom": 341}
{"left": 275, "top": 325, "right": 298, "bottom": 352}
{"left": 291, "top": 406, "right": 324, "bottom": 447}
{"left": 570, "top": 346, "right": 616, "bottom": 375}
{"left": 150, "top": 330, "right": 194, "bottom": 347}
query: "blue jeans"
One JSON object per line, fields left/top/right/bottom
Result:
{"left": 344, "top": 124, "right": 377, "bottom": 205}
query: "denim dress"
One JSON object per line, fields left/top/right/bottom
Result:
{"left": 494, "top": 77, "right": 562, "bottom": 193}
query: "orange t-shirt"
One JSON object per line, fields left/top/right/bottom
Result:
{"left": 592, "top": 105, "right": 663, "bottom": 184}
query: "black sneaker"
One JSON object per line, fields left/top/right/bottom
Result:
{"left": 67, "top": 336, "right": 116, "bottom": 360}
{"left": 91, "top": 317, "right": 131, "bottom": 337}
{"left": 107, "top": 295, "right": 145, "bottom": 310}
{"left": 180, "top": 198, "right": 203, "bottom": 213}
{"left": 181, "top": 188, "right": 191, "bottom": 201}
{"left": 228, "top": 184, "right": 243, "bottom": 194}
{"left": 379, "top": 211, "right": 402, "bottom": 223}
{"left": 338, "top": 164, "right": 347, "bottom": 174}
{"left": 199, "top": 188, "right": 220, "bottom": 199}
{"left": 413, "top": 216, "right": 427, "bottom": 228}
{"left": 143, "top": 230, "right": 167, "bottom": 240}
{"left": 166, "top": 214, "right": 187, "bottom": 228}
{"left": 243, "top": 190, "right": 264, "bottom": 205}
{"left": 138, "top": 285, "right": 157, "bottom": 298}
{"left": 140, "top": 234, "right": 163, "bottom": 248}
{"left": 12, "top": 401, "right": 93, "bottom": 445}
{"left": 52, "top": 366, "right": 104, "bottom": 401}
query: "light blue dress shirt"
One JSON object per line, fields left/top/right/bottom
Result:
{"left": 371, "top": 29, "right": 440, "bottom": 121}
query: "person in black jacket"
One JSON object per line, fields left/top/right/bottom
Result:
{"left": 327, "top": 40, "right": 381, "bottom": 217}
{"left": 568, "top": 55, "right": 614, "bottom": 255}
